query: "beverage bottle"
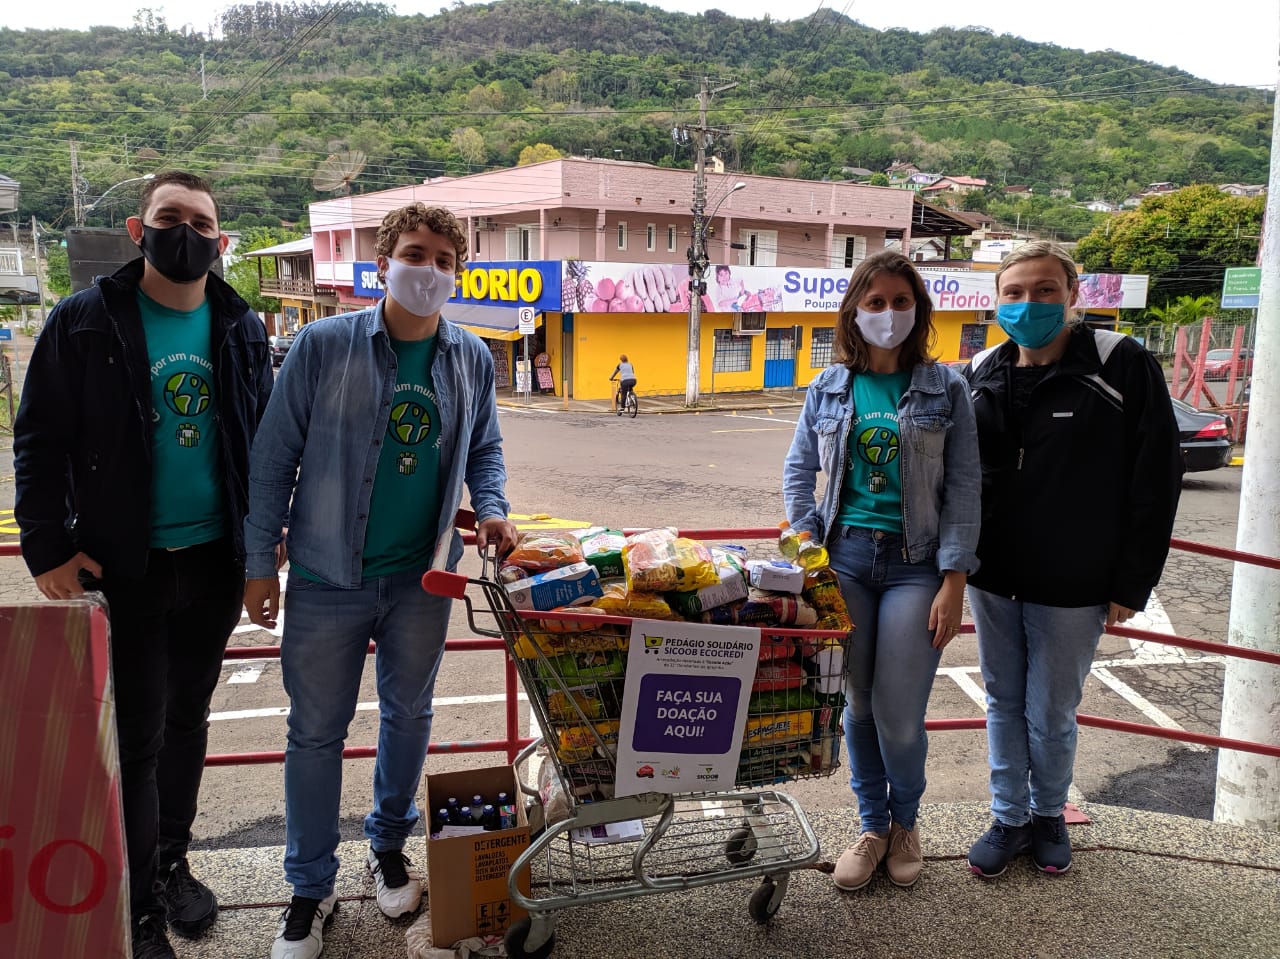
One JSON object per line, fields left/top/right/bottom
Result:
{"left": 777, "top": 521, "right": 802, "bottom": 562}
{"left": 795, "top": 531, "right": 830, "bottom": 571}
{"left": 803, "top": 567, "right": 854, "bottom": 632}
{"left": 431, "top": 808, "right": 450, "bottom": 836}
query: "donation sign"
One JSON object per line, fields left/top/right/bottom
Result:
{"left": 614, "top": 619, "right": 761, "bottom": 797}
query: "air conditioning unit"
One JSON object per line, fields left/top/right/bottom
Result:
{"left": 475, "top": 216, "right": 495, "bottom": 230}
{"left": 732, "top": 311, "right": 767, "bottom": 335}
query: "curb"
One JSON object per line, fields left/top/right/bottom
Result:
{"left": 495, "top": 399, "right": 805, "bottom": 416}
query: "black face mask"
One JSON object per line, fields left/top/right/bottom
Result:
{"left": 138, "top": 223, "right": 221, "bottom": 283}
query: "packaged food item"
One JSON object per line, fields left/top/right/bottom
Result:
{"left": 498, "top": 564, "right": 530, "bottom": 585}
{"left": 537, "top": 649, "right": 626, "bottom": 684}
{"left": 748, "top": 684, "right": 819, "bottom": 714}
{"left": 750, "top": 659, "right": 806, "bottom": 694}
{"left": 512, "top": 624, "right": 628, "bottom": 660}
{"left": 546, "top": 683, "right": 613, "bottom": 722}
{"left": 505, "top": 562, "right": 603, "bottom": 611}
{"left": 589, "top": 578, "right": 681, "bottom": 620}
{"left": 555, "top": 720, "right": 620, "bottom": 762}
{"left": 571, "top": 527, "right": 627, "bottom": 579}
{"left": 623, "top": 531, "right": 719, "bottom": 593}
{"left": 807, "top": 639, "right": 846, "bottom": 699}
{"left": 742, "top": 710, "right": 814, "bottom": 747}
{"left": 803, "top": 566, "right": 854, "bottom": 632}
{"left": 536, "top": 751, "right": 572, "bottom": 827}
{"left": 747, "top": 559, "right": 806, "bottom": 594}
{"left": 669, "top": 547, "right": 748, "bottom": 617}
{"left": 696, "top": 590, "right": 814, "bottom": 628}
{"left": 504, "top": 532, "right": 585, "bottom": 572}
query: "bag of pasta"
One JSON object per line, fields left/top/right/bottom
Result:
{"left": 623, "top": 529, "right": 719, "bottom": 593}
{"left": 590, "top": 578, "right": 681, "bottom": 620}
{"left": 504, "top": 532, "right": 584, "bottom": 573}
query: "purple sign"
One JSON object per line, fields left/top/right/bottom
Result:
{"left": 631, "top": 673, "right": 741, "bottom": 754}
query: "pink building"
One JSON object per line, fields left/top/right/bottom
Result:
{"left": 308, "top": 157, "right": 974, "bottom": 309}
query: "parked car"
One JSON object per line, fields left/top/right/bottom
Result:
{"left": 1202, "top": 348, "right": 1253, "bottom": 380}
{"left": 271, "top": 334, "right": 295, "bottom": 367}
{"left": 1171, "top": 397, "right": 1232, "bottom": 472}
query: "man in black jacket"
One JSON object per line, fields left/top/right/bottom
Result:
{"left": 961, "top": 241, "right": 1182, "bottom": 881}
{"left": 14, "top": 171, "right": 274, "bottom": 959}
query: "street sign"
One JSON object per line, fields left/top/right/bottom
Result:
{"left": 1221, "top": 267, "right": 1261, "bottom": 309}
{"left": 0, "top": 328, "right": 12, "bottom": 341}
{"left": 517, "top": 306, "right": 536, "bottom": 335}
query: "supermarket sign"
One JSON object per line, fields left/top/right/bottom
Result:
{"left": 351, "top": 260, "right": 561, "bottom": 311}
{"left": 1221, "top": 267, "right": 1261, "bottom": 309}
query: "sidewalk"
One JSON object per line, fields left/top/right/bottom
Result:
{"left": 496, "top": 387, "right": 807, "bottom": 416}
{"left": 180, "top": 800, "right": 1279, "bottom": 958}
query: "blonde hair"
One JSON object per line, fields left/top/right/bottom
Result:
{"left": 994, "top": 240, "right": 1083, "bottom": 326}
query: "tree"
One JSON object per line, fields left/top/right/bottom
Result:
{"left": 1146, "top": 295, "right": 1219, "bottom": 326}
{"left": 517, "top": 143, "right": 562, "bottom": 166}
{"left": 45, "top": 246, "right": 71, "bottom": 298}
{"left": 1076, "top": 185, "right": 1264, "bottom": 301}
{"left": 868, "top": 172, "right": 890, "bottom": 187}
{"left": 225, "top": 227, "right": 304, "bottom": 315}
{"left": 451, "top": 127, "right": 486, "bottom": 166}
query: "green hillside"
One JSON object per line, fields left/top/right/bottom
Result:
{"left": 0, "top": 0, "right": 1270, "bottom": 231}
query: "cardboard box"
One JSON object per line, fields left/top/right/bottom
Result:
{"left": 0, "top": 599, "right": 129, "bottom": 959}
{"left": 747, "top": 560, "right": 805, "bottom": 593}
{"left": 423, "top": 765, "right": 531, "bottom": 945}
{"left": 504, "top": 561, "right": 603, "bottom": 611}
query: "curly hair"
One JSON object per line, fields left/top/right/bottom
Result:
{"left": 833, "top": 250, "right": 937, "bottom": 372}
{"left": 375, "top": 204, "right": 468, "bottom": 274}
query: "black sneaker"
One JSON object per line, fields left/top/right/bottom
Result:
{"left": 132, "top": 913, "right": 176, "bottom": 959}
{"left": 161, "top": 857, "right": 219, "bottom": 938}
{"left": 967, "top": 820, "right": 1033, "bottom": 878}
{"left": 1031, "top": 813, "right": 1073, "bottom": 874}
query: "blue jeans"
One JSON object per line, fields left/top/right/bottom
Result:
{"left": 280, "top": 567, "right": 451, "bottom": 898}
{"left": 829, "top": 526, "right": 943, "bottom": 834}
{"left": 968, "top": 587, "right": 1106, "bottom": 826}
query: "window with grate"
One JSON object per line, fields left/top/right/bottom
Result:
{"left": 810, "top": 327, "right": 835, "bottom": 368}
{"left": 713, "top": 329, "right": 753, "bottom": 373}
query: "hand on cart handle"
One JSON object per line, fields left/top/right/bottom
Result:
{"left": 476, "top": 515, "right": 519, "bottom": 561}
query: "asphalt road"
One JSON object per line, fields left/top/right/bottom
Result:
{"left": 0, "top": 392, "right": 1252, "bottom": 853}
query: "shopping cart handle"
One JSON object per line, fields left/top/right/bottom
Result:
{"left": 422, "top": 569, "right": 469, "bottom": 600}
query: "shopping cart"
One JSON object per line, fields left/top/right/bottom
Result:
{"left": 423, "top": 546, "right": 850, "bottom": 959}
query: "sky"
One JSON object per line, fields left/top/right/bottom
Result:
{"left": 2, "top": 0, "right": 1276, "bottom": 88}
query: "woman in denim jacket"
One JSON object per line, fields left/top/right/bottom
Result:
{"left": 783, "top": 251, "right": 981, "bottom": 892}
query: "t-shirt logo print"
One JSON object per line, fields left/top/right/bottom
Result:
{"left": 388, "top": 400, "right": 433, "bottom": 476}
{"left": 163, "top": 372, "right": 211, "bottom": 448}
{"left": 854, "top": 425, "right": 900, "bottom": 494}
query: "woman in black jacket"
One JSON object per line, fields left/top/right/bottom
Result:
{"left": 962, "top": 241, "right": 1182, "bottom": 879}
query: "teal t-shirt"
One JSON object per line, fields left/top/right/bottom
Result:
{"left": 361, "top": 336, "right": 445, "bottom": 577}
{"left": 138, "top": 290, "right": 227, "bottom": 548}
{"left": 836, "top": 370, "right": 911, "bottom": 535}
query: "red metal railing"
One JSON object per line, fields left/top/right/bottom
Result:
{"left": 2, "top": 528, "right": 1277, "bottom": 763}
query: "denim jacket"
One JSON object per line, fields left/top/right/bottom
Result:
{"left": 243, "top": 302, "right": 509, "bottom": 585}
{"left": 782, "top": 361, "right": 981, "bottom": 574}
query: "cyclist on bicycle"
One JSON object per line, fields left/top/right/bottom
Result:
{"left": 610, "top": 354, "right": 637, "bottom": 409}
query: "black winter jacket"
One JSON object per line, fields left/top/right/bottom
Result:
{"left": 963, "top": 326, "right": 1183, "bottom": 610}
{"left": 14, "top": 259, "right": 273, "bottom": 579}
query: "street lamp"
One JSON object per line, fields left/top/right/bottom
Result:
{"left": 685, "top": 180, "right": 746, "bottom": 407}
{"left": 78, "top": 174, "right": 156, "bottom": 226}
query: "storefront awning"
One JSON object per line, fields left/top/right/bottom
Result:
{"left": 444, "top": 303, "right": 536, "bottom": 341}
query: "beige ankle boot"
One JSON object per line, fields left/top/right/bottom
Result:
{"left": 885, "top": 822, "right": 924, "bottom": 887}
{"left": 832, "top": 831, "right": 888, "bottom": 891}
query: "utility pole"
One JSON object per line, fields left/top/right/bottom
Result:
{"left": 69, "top": 138, "right": 84, "bottom": 227}
{"left": 1214, "top": 17, "right": 1280, "bottom": 831}
{"left": 679, "top": 76, "right": 736, "bottom": 408}
{"left": 30, "top": 216, "right": 46, "bottom": 324}
{"left": 200, "top": 52, "right": 208, "bottom": 99}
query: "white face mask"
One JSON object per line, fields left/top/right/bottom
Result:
{"left": 383, "top": 259, "right": 456, "bottom": 318}
{"left": 854, "top": 306, "right": 916, "bottom": 350}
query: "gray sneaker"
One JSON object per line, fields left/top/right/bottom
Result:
{"left": 967, "top": 821, "right": 1032, "bottom": 878}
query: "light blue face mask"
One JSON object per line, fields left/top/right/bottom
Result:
{"left": 996, "top": 301, "right": 1066, "bottom": 349}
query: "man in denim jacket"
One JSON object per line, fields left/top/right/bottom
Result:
{"left": 243, "top": 204, "right": 517, "bottom": 959}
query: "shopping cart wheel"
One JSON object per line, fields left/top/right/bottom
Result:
{"left": 505, "top": 917, "right": 556, "bottom": 959}
{"left": 748, "top": 878, "right": 784, "bottom": 923}
{"left": 725, "top": 826, "right": 758, "bottom": 864}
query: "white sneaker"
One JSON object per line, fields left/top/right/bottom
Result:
{"left": 271, "top": 892, "right": 338, "bottom": 959}
{"left": 366, "top": 847, "right": 423, "bottom": 918}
